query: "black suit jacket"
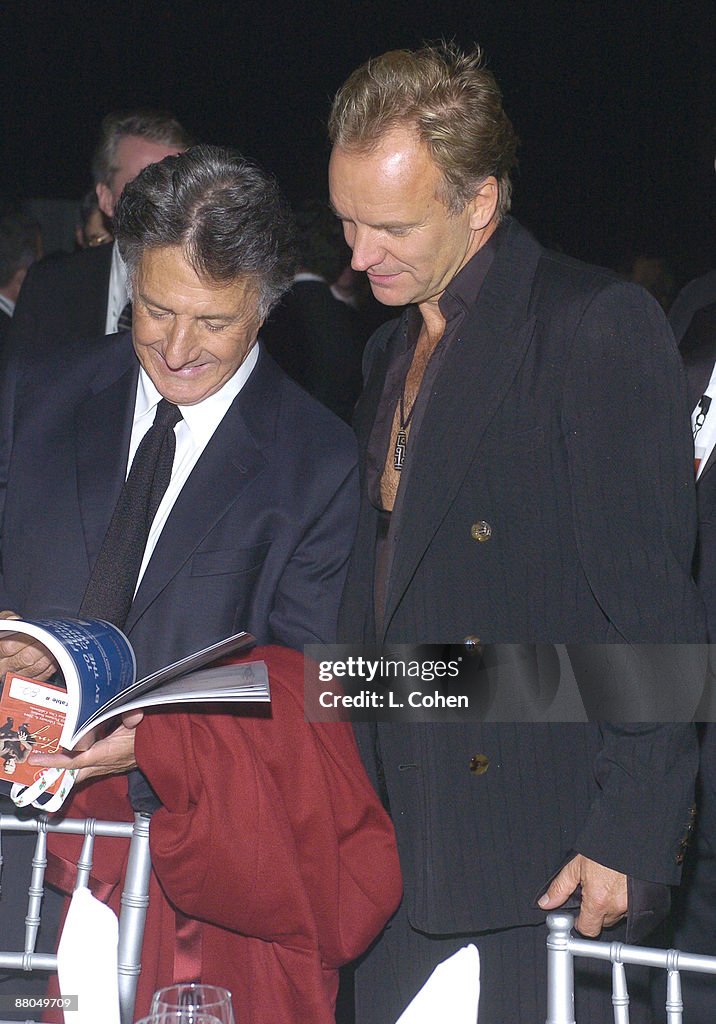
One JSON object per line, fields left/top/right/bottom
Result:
{"left": 0, "top": 332, "right": 358, "bottom": 676}
{"left": 338, "top": 218, "right": 706, "bottom": 936}
{"left": 261, "top": 280, "right": 366, "bottom": 423}
{"left": 7, "top": 242, "right": 112, "bottom": 366}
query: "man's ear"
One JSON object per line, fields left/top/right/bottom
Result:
{"left": 468, "top": 176, "right": 499, "bottom": 231}
{"left": 96, "top": 181, "right": 115, "bottom": 220}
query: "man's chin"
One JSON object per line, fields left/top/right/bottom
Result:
{"left": 368, "top": 285, "right": 410, "bottom": 307}
{"left": 154, "top": 371, "right": 217, "bottom": 407}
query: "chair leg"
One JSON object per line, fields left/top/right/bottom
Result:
{"left": 117, "top": 814, "right": 151, "bottom": 1024}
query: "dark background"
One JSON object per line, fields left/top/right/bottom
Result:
{"left": 1, "top": 0, "right": 714, "bottom": 275}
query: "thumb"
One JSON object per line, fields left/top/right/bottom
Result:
{"left": 538, "top": 857, "right": 581, "bottom": 909}
{"left": 121, "top": 710, "right": 144, "bottom": 730}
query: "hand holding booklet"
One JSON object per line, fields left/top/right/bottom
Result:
{"left": 0, "top": 617, "right": 268, "bottom": 810}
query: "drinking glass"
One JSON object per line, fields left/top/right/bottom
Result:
{"left": 150, "top": 984, "right": 236, "bottom": 1024}
{"left": 135, "top": 1013, "right": 223, "bottom": 1024}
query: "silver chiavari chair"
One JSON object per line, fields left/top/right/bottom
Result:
{"left": 546, "top": 911, "right": 716, "bottom": 1023}
{"left": 0, "top": 811, "right": 151, "bottom": 1024}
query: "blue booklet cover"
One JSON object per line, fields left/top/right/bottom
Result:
{"left": 0, "top": 618, "right": 262, "bottom": 749}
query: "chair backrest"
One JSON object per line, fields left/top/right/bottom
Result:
{"left": 546, "top": 912, "right": 716, "bottom": 1023}
{"left": 0, "top": 810, "right": 151, "bottom": 1024}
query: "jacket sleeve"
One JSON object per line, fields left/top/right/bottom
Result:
{"left": 560, "top": 281, "right": 705, "bottom": 885}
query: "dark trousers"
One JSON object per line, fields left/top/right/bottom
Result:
{"left": 354, "top": 902, "right": 652, "bottom": 1024}
{"left": 667, "top": 833, "right": 716, "bottom": 1022}
{"left": 665, "top": 723, "right": 716, "bottom": 1024}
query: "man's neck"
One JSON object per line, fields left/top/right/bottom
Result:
{"left": 417, "top": 299, "right": 446, "bottom": 348}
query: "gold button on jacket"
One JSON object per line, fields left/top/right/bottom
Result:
{"left": 471, "top": 521, "right": 492, "bottom": 541}
{"left": 469, "top": 753, "right": 490, "bottom": 775}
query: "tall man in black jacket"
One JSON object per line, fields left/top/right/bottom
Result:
{"left": 328, "top": 43, "right": 707, "bottom": 1023}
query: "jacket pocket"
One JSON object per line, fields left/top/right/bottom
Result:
{"left": 190, "top": 542, "right": 270, "bottom": 577}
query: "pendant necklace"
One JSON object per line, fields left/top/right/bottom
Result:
{"left": 393, "top": 385, "right": 416, "bottom": 471}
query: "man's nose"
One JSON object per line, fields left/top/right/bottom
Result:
{"left": 350, "top": 227, "right": 385, "bottom": 272}
{"left": 163, "top": 318, "right": 200, "bottom": 367}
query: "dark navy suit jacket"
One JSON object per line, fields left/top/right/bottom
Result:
{"left": 0, "top": 331, "right": 358, "bottom": 675}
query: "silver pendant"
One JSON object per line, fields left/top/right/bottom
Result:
{"left": 394, "top": 429, "right": 407, "bottom": 471}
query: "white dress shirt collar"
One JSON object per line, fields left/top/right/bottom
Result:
{"left": 105, "top": 242, "right": 131, "bottom": 335}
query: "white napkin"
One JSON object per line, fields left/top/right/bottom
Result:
{"left": 56, "top": 886, "right": 120, "bottom": 1024}
{"left": 396, "top": 944, "right": 480, "bottom": 1024}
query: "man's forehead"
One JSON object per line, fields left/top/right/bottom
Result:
{"left": 111, "top": 134, "right": 184, "bottom": 181}
{"left": 137, "top": 245, "right": 258, "bottom": 311}
{"left": 329, "top": 135, "right": 443, "bottom": 219}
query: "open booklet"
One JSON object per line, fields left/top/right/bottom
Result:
{"left": 0, "top": 618, "right": 268, "bottom": 797}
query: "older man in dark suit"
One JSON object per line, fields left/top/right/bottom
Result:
{"left": 1, "top": 142, "right": 358, "bottom": 697}
{"left": 328, "top": 43, "right": 706, "bottom": 1023}
{"left": 8, "top": 109, "right": 192, "bottom": 367}
{"left": 0, "top": 147, "right": 365, "bottom": 1018}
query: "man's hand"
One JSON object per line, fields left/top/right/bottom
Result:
{"left": 28, "top": 711, "right": 144, "bottom": 784}
{"left": 538, "top": 854, "right": 628, "bottom": 936}
{"left": 0, "top": 610, "right": 58, "bottom": 680}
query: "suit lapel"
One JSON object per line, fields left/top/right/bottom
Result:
{"left": 75, "top": 356, "right": 138, "bottom": 571}
{"left": 124, "top": 351, "right": 276, "bottom": 632}
{"left": 683, "top": 344, "right": 716, "bottom": 411}
{"left": 382, "top": 221, "right": 542, "bottom": 637}
{"left": 698, "top": 440, "right": 716, "bottom": 483}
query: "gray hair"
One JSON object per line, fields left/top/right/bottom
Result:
{"left": 91, "top": 109, "right": 194, "bottom": 188}
{"left": 115, "top": 145, "right": 296, "bottom": 319}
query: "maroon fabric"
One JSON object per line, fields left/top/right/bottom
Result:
{"left": 45, "top": 646, "right": 402, "bottom": 1023}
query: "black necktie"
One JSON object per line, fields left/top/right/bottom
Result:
{"left": 79, "top": 398, "right": 182, "bottom": 628}
{"left": 117, "top": 300, "right": 133, "bottom": 333}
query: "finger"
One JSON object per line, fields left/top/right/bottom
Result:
{"left": 569, "top": 909, "right": 606, "bottom": 937}
{"left": 0, "top": 635, "right": 26, "bottom": 657}
{"left": 538, "top": 859, "right": 580, "bottom": 909}
{"left": 574, "top": 902, "right": 607, "bottom": 937}
{"left": 574, "top": 878, "right": 627, "bottom": 935}
{"left": 0, "top": 641, "right": 56, "bottom": 678}
{"left": 121, "top": 710, "right": 144, "bottom": 729}
{"left": 15, "top": 651, "right": 54, "bottom": 676}
{"left": 579, "top": 894, "right": 627, "bottom": 932}
{"left": 27, "top": 751, "right": 78, "bottom": 769}
{"left": 7, "top": 658, "right": 56, "bottom": 682}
